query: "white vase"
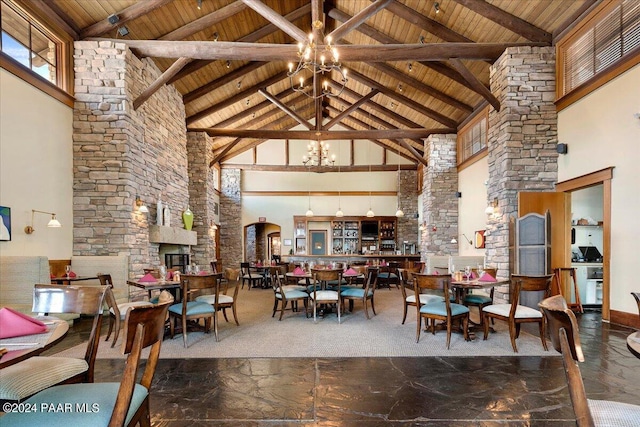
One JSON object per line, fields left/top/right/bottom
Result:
{"left": 156, "top": 196, "right": 163, "bottom": 226}
{"left": 163, "top": 206, "right": 171, "bottom": 227}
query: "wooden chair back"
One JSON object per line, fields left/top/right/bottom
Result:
{"left": 413, "top": 273, "right": 452, "bottom": 311}
{"left": 364, "top": 267, "right": 379, "bottom": 293}
{"left": 32, "top": 284, "right": 106, "bottom": 382}
{"left": 632, "top": 292, "right": 640, "bottom": 321}
{"left": 110, "top": 301, "right": 171, "bottom": 427}
{"left": 210, "top": 261, "right": 218, "bottom": 273}
{"left": 559, "top": 328, "right": 596, "bottom": 427}
{"left": 311, "top": 268, "right": 342, "bottom": 284}
{"left": 143, "top": 268, "right": 161, "bottom": 279}
{"left": 183, "top": 273, "right": 221, "bottom": 301}
{"left": 509, "top": 274, "right": 554, "bottom": 309}
{"left": 539, "top": 295, "right": 584, "bottom": 362}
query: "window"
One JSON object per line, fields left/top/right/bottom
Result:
{"left": 457, "top": 107, "right": 488, "bottom": 167}
{"left": 557, "top": 0, "right": 640, "bottom": 109}
{"left": 0, "top": 0, "right": 72, "bottom": 105}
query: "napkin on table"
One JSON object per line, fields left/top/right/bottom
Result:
{"left": 478, "top": 272, "right": 497, "bottom": 282}
{"left": 67, "top": 271, "right": 77, "bottom": 278}
{"left": 293, "top": 267, "right": 305, "bottom": 276}
{"left": 138, "top": 273, "right": 158, "bottom": 283}
{"left": 0, "top": 307, "right": 47, "bottom": 339}
{"left": 198, "top": 271, "right": 208, "bottom": 275}
{"left": 344, "top": 268, "right": 358, "bottom": 276}
{"left": 166, "top": 270, "right": 174, "bottom": 280}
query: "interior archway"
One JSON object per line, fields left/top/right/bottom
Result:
{"left": 243, "top": 222, "right": 281, "bottom": 263}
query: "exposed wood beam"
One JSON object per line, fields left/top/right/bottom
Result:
{"left": 448, "top": 58, "right": 500, "bottom": 112}
{"left": 328, "top": 0, "right": 393, "bottom": 42}
{"left": 133, "top": 57, "right": 192, "bottom": 110}
{"left": 167, "top": 4, "right": 310, "bottom": 84}
{"left": 80, "top": 0, "right": 173, "bottom": 39}
{"left": 347, "top": 68, "right": 458, "bottom": 128}
{"left": 369, "top": 62, "right": 473, "bottom": 113}
{"left": 452, "top": 0, "right": 551, "bottom": 43}
{"left": 209, "top": 137, "right": 248, "bottom": 167}
{"left": 221, "top": 164, "right": 417, "bottom": 172}
{"left": 323, "top": 89, "right": 380, "bottom": 130}
{"left": 194, "top": 129, "right": 450, "bottom": 140}
{"left": 186, "top": 71, "right": 288, "bottom": 126}
{"left": 89, "top": 39, "right": 545, "bottom": 62}
{"left": 387, "top": 0, "right": 473, "bottom": 43}
{"left": 212, "top": 87, "right": 296, "bottom": 128}
{"left": 159, "top": 1, "right": 247, "bottom": 41}
{"left": 396, "top": 138, "right": 428, "bottom": 168}
{"left": 33, "top": 0, "right": 80, "bottom": 39}
{"left": 259, "top": 89, "right": 313, "bottom": 130}
{"left": 327, "top": 8, "right": 477, "bottom": 93}
{"left": 183, "top": 61, "right": 266, "bottom": 104}
{"left": 240, "top": 0, "right": 307, "bottom": 42}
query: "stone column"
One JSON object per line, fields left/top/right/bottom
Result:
{"left": 396, "top": 169, "right": 419, "bottom": 249}
{"left": 486, "top": 46, "right": 558, "bottom": 303}
{"left": 420, "top": 134, "right": 458, "bottom": 260}
{"left": 187, "top": 132, "right": 216, "bottom": 267}
{"left": 220, "top": 168, "right": 242, "bottom": 269}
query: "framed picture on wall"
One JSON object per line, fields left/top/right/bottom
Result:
{"left": 0, "top": 206, "right": 11, "bottom": 241}
{"left": 283, "top": 239, "right": 292, "bottom": 246}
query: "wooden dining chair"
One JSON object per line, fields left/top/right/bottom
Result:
{"left": 2, "top": 300, "right": 171, "bottom": 427}
{"left": 632, "top": 292, "right": 640, "bottom": 321}
{"left": 482, "top": 274, "right": 553, "bottom": 353}
{"left": 378, "top": 261, "right": 401, "bottom": 289}
{"left": 310, "top": 268, "right": 343, "bottom": 323}
{"left": 540, "top": 295, "right": 640, "bottom": 426}
{"left": 399, "top": 267, "right": 443, "bottom": 324}
{"left": 270, "top": 266, "right": 309, "bottom": 320}
{"left": 0, "top": 284, "right": 107, "bottom": 403}
{"left": 240, "top": 262, "right": 263, "bottom": 290}
{"left": 169, "top": 274, "right": 217, "bottom": 347}
{"left": 340, "top": 266, "right": 378, "bottom": 319}
{"left": 99, "top": 274, "right": 153, "bottom": 348}
{"left": 194, "top": 271, "right": 240, "bottom": 340}
{"left": 413, "top": 274, "right": 469, "bottom": 348}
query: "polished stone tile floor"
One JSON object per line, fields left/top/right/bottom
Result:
{"left": 52, "top": 309, "right": 640, "bottom": 426}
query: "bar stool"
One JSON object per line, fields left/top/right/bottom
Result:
{"left": 553, "top": 267, "right": 583, "bottom": 313}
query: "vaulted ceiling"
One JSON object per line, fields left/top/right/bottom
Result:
{"left": 43, "top": 0, "right": 595, "bottom": 166}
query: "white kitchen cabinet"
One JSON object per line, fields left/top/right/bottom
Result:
{"left": 572, "top": 263, "right": 603, "bottom": 305}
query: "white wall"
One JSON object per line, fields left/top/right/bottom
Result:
{"left": 0, "top": 69, "right": 73, "bottom": 259}
{"left": 558, "top": 64, "right": 640, "bottom": 315}
{"left": 457, "top": 156, "right": 489, "bottom": 256}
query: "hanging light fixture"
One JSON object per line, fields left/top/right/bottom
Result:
{"left": 287, "top": 20, "right": 347, "bottom": 100}
{"left": 395, "top": 146, "right": 404, "bottom": 218}
{"left": 302, "top": 140, "right": 335, "bottom": 167}
{"left": 336, "top": 141, "right": 344, "bottom": 217}
{"left": 305, "top": 167, "right": 314, "bottom": 217}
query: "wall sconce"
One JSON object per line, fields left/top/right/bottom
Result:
{"left": 418, "top": 222, "right": 426, "bottom": 231}
{"left": 24, "top": 209, "right": 61, "bottom": 234}
{"left": 556, "top": 143, "right": 568, "bottom": 154}
{"left": 451, "top": 234, "right": 472, "bottom": 245}
{"left": 135, "top": 196, "right": 149, "bottom": 213}
{"left": 485, "top": 198, "right": 498, "bottom": 215}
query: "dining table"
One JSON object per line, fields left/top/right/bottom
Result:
{"left": 50, "top": 275, "right": 98, "bottom": 285}
{"left": 449, "top": 277, "right": 510, "bottom": 337}
{"left": 627, "top": 331, "right": 640, "bottom": 359}
{"left": 0, "top": 317, "right": 69, "bottom": 369}
{"left": 127, "top": 278, "right": 181, "bottom": 300}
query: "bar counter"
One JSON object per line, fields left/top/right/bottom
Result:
{"left": 283, "top": 254, "right": 421, "bottom": 267}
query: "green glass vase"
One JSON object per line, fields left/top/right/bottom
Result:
{"left": 182, "top": 206, "right": 193, "bottom": 231}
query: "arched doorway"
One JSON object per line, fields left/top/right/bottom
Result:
{"left": 243, "top": 222, "right": 281, "bottom": 263}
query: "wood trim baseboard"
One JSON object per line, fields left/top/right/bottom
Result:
{"left": 609, "top": 309, "right": 640, "bottom": 329}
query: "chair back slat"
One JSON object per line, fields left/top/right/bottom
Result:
{"left": 539, "top": 295, "right": 584, "bottom": 362}
{"left": 559, "top": 328, "right": 596, "bottom": 427}
{"left": 32, "top": 284, "right": 105, "bottom": 315}
{"left": 509, "top": 274, "right": 553, "bottom": 309}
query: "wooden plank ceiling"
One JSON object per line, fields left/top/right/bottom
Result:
{"left": 47, "top": 0, "right": 594, "bottom": 166}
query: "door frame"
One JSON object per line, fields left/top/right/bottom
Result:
{"left": 556, "top": 167, "right": 613, "bottom": 321}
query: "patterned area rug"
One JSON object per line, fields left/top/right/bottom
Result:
{"left": 54, "top": 287, "right": 555, "bottom": 359}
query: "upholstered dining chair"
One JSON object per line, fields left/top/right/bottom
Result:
{"left": 270, "top": 266, "right": 309, "bottom": 320}
{"left": 98, "top": 274, "right": 153, "bottom": 348}
{"left": 2, "top": 300, "right": 172, "bottom": 427}
{"left": 463, "top": 267, "right": 498, "bottom": 326}
{"left": 399, "top": 267, "right": 443, "bottom": 324}
{"left": 169, "top": 274, "right": 217, "bottom": 347}
{"left": 340, "top": 266, "right": 378, "bottom": 319}
{"left": 0, "top": 284, "right": 106, "bottom": 403}
{"left": 378, "top": 261, "right": 401, "bottom": 289}
{"left": 482, "top": 274, "right": 553, "bottom": 353}
{"left": 192, "top": 272, "right": 237, "bottom": 341}
{"left": 310, "top": 268, "right": 343, "bottom": 323}
{"left": 539, "top": 295, "right": 640, "bottom": 427}
{"left": 413, "top": 274, "right": 469, "bottom": 348}
{"left": 240, "top": 262, "right": 263, "bottom": 290}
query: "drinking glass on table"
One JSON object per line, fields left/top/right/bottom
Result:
{"left": 159, "top": 265, "right": 167, "bottom": 282}
{"left": 464, "top": 266, "right": 472, "bottom": 281}
{"left": 185, "top": 264, "right": 192, "bottom": 275}
{"left": 193, "top": 264, "right": 200, "bottom": 274}
{"left": 65, "top": 265, "right": 71, "bottom": 278}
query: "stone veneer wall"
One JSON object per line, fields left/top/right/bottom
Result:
{"left": 486, "top": 46, "right": 558, "bottom": 303}
{"left": 187, "top": 132, "right": 217, "bottom": 267}
{"left": 396, "top": 170, "right": 419, "bottom": 247}
{"left": 220, "top": 168, "right": 242, "bottom": 270}
{"left": 73, "top": 41, "right": 188, "bottom": 276}
{"left": 420, "top": 134, "right": 458, "bottom": 259}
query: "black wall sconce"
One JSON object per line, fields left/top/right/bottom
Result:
{"left": 557, "top": 143, "right": 568, "bottom": 154}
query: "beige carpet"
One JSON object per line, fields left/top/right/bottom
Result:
{"left": 53, "top": 288, "right": 554, "bottom": 359}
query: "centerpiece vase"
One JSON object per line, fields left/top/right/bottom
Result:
{"left": 182, "top": 206, "right": 193, "bottom": 231}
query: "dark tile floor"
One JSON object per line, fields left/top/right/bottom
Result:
{"left": 50, "top": 309, "right": 640, "bottom": 426}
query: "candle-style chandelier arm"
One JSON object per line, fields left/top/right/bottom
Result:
{"left": 287, "top": 20, "right": 348, "bottom": 100}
